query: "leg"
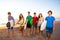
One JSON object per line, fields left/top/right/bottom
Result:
{"left": 33, "top": 24, "right": 36, "bottom": 35}
{"left": 45, "top": 27, "right": 52, "bottom": 40}
{"left": 25, "top": 28, "right": 29, "bottom": 36}
{"left": 40, "top": 31, "right": 43, "bottom": 35}
{"left": 33, "top": 27, "right": 36, "bottom": 35}
{"left": 37, "top": 26, "right": 39, "bottom": 33}
{"left": 7, "top": 27, "right": 10, "bottom": 37}
{"left": 10, "top": 27, "right": 14, "bottom": 37}
{"left": 46, "top": 33, "right": 51, "bottom": 40}
{"left": 30, "top": 27, "right": 33, "bottom": 35}
{"left": 37, "top": 26, "right": 40, "bottom": 39}
{"left": 21, "top": 26, "right": 24, "bottom": 36}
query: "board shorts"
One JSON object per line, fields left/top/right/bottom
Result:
{"left": 46, "top": 27, "right": 53, "bottom": 34}
{"left": 32, "top": 24, "right": 37, "bottom": 28}
{"left": 8, "top": 27, "right": 13, "bottom": 30}
{"left": 27, "top": 23, "right": 32, "bottom": 28}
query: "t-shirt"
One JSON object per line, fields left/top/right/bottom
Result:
{"left": 45, "top": 16, "right": 55, "bottom": 28}
{"left": 8, "top": 16, "right": 15, "bottom": 26}
{"left": 26, "top": 15, "right": 32, "bottom": 25}
{"left": 33, "top": 16, "right": 38, "bottom": 24}
{"left": 8, "top": 16, "right": 14, "bottom": 21}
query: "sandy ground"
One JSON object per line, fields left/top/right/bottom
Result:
{"left": 0, "top": 21, "right": 60, "bottom": 40}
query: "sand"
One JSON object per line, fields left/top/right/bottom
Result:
{"left": 0, "top": 21, "right": 60, "bottom": 40}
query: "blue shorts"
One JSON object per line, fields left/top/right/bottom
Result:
{"left": 8, "top": 27, "right": 13, "bottom": 30}
{"left": 46, "top": 27, "right": 53, "bottom": 34}
{"left": 32, "top": 24, "right": 37, "bottom": 28}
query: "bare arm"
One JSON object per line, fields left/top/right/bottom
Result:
{"left": 53, "top": 21, "right": 56, "bottom": 30}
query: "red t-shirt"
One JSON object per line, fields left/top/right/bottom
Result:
{"left": 33, "top": 16, "right": 38, "bottom": 24}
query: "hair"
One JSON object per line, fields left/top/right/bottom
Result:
{"left": 28, "top": 11, "right": 30, "bottom": 14}
{"left": 38, "top": 13, "right": 43, "bottom": 19}
{"left": 8, "top": 12, "right": 11, "bottom": 15}
{"left": 48, "top": 10, "right": 52, "bottom": 14}
{"left": 34, "top": 12, "right": 36, "bottom": 14}
{"left": 19, "top": 13, "right": 24, "bottom": 21}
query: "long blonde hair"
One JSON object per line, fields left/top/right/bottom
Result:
{"left": 19, "top": 13, "right": 24, "bottom": 21}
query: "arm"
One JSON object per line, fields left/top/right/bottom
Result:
{"left": 12, "top": 16, "right": 15, "bottom": 25}
{"left": 53, "top": 21, "right": 56, "bottom": 31}
{"left": 53, "top": 17, "right": 56, "bottom": 30}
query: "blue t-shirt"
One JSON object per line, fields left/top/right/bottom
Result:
{"left": 45, "top": 16, "right": 55, "bottom": 28}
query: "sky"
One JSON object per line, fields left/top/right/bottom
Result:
{"left": 0, "top": 0, "right": 60, "bottom": 24}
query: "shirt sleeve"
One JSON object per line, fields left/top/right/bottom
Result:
{"left": 53, "top": 17, "right": 55, "bottom": 21}
{"left": 12, "top": 16, "right": 14, "bottom": 20}
{"left": 45, "top": 17, "right": 47, "bottom": 21}
{"left": 12, "top": 16, "right": 15, "bottom": 25}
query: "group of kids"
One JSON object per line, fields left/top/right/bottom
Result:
{"left": 7, "top": 10, "right": 55, "bottom": 40}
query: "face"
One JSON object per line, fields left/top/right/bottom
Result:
{"left": 28, "top": 13, "right": 30, "bottom": 16}
{"left": 48, "top": 12, "right": 52, "bottom": 16}
{"left": 20, "top": 14, "right": 23, "bottom": 18}
{"left": 39, "top": 14, "right": 42, "bottom": 17}
{"left": 34, "top": 14, "right": 36, "bottom": 16}
{"left": 8, "top": 14, "right": 11, "bottom": 17}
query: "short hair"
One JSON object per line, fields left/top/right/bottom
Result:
{"left": 28, "top": 11, "right": 30, "bottom": 14}
{"left": 34, "top": 12, "right": 36, "bottom": 14}
{"left": 48, "top": 10, "right": 52, "bottom": 14}
{"left": 8, "top": 12, "right": 11, "bottom": 14}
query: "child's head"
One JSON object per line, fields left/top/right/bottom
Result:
{"left": 34, "top": 12, "right": 36, "bottom": 16}
{"left": 28, "top": 11, "right": 30, "bottom": 16}
{"left": 19, "top": 13, "right": 24, "bottom": 20}
{"left": 48, "top": 10, "right": 52, "bottom": 16}
{"left": 38, "top": 13, "right": 43, "bottom": 18}
{"left": 8, "top": 12, "right": 11, "bottom": 16}
{"left": 19, "top": 13, "right": 24, "bottom": 18}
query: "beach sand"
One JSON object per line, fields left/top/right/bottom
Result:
{"left": 0, "top": 21, "right": 60, "bottom": 40}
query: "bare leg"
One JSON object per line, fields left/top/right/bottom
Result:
{"left": 33, "top": 27, "right": 36, "bottom": 35}
{"left": 30, "top": 27, "right": 33, "bottom": 35}
{"left": 46, "top": 34, "right": 51, "bottom": 40}
{"left": 37, "top": 26, "right": 40, "bottom": 39}
{"left": 21, "top": 26, "right": 24, "bottom": 36}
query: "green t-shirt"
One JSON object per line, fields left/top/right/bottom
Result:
{"left": 26, "top": 15, "right": 33, "bottom": 25}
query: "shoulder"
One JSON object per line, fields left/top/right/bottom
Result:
{"left": 45, "top": 16, "right": 49, "bottom": 20}
{"left": 45, "top": 16, "right": 49, "bottom": 19}
{"left": 26, "top": 16, "right": 28, "bottom": 18}
{"left": 36, "top": 16, "right": 38, "bottom": 18}
{"left": 51, "top": 16, "right": 55, "bottom": 20}
{"left": 11, "top": 16, "right": 13, "bottom": 18}
{"left": 30, "top": 15, "right": 32, "bottom": 17}
{"left": 51, "top": 16, "right": 55, "bottom": 18}
{"left": 33, "top": 17, "right": 34, "bottom": 18}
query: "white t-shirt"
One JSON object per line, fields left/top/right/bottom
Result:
{"left": 9, "top": 20, "right": 14, "bottom": 27}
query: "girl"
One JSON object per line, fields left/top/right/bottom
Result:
{"left": 37, "top": 13, "right": 44, "bottom": 39}
{"left": 18, "top": 13, "right": 25, "bottom": 36}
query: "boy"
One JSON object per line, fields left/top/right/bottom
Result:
{"left": 45, "top": 10, "right": 55, "bottom": 40}
{"left": 31, "top": 12, "right": 38, "bottom": 35}
{"left": 26, "top": 11, "right": 33, "bottom": 36}
{"left": 7, "top": 12, "right": 15, "bottom": 36}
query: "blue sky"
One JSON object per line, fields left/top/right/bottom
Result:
{"left": 0, "top": 0, "right": 60, "bottom": 24}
